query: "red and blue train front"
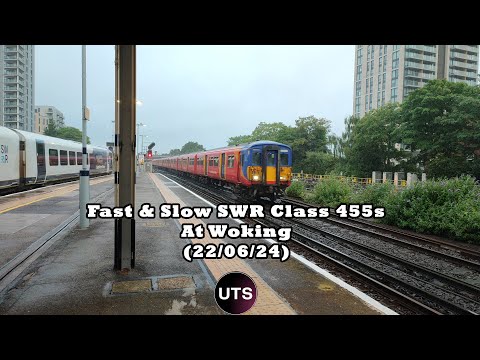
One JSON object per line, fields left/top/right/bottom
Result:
{"left": 239, "top": 141, "right": 292, "bottom": 199}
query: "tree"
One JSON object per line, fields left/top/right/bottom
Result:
{"left": 345, "top": 104, "right": 405, "bottom": 177}
{"left": 226, "top": 116, "right": 332, "bottom": 173}
{"left": 56, "top": 126, "right": 91, "bottom": 144}
{"left": 299, "top": 151, "right": 336, "bottom": 174}
{"left": 250, "top": 122, "right": 290, "bottom": 142}
{"left": 43, "top": 119, "right": 58, "bottom": 137}
{"left": 180, "top": 141, "right": 205, "bottom": 154}
{"left": 400, "top": 80, "right": 480, "bottom": 178}
{"left": 169, "top": 148, "right": 181, "bottom": 156}
{"left": 289, "top": 116, "right": 330, "bottom": 171}
{"left": 227, "top": 135, "right": 253, "bottom": 146}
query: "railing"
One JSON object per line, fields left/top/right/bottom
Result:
{"left": 292, "top": 173, "right": 407, "bottom": 187}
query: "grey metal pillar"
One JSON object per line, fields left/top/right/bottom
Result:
{"left": 79, "top": 45, "right": 90, "bottom": 229}
{"left": 114, "top": 45, "right": 136, "bottom": 271}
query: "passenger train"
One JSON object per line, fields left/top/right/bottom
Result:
{"left": 152, "top": 140, "right": 293, "bottom": 200}
{"left": 0, "top": 125, "right": 112, "bottom": 193}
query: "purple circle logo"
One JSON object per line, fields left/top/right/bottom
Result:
{"left": 214, "top": 272, "right": 257, "bottom": 314}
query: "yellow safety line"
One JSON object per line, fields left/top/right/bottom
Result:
{"left": 0, "top": 176, "right": 112, "bottom": 215}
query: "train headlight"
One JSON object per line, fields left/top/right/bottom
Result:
{"left": 253, "top": 175, "right": 259, "bottom": 181}
{"left": 280, "top": 176, "right": 286, "bottom": 181}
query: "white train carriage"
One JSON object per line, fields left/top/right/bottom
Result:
{"left": 0, "top": 125, "right": 111, "bottom": 191}
{"left": 0, "top": 126, "right": 20, "bottom": 189}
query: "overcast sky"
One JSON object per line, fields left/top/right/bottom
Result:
{"left": 35, "top": 45, "right": 355, "bottom": 154}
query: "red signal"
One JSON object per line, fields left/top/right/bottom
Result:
{"left": 147, "top": 150, "right": 153, "bottom": 158}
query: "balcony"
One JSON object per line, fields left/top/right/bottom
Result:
{"left": 4, "top": 85, "right": 19, "bottom": 91}
{"left": 405, "top": 45, "right": 437, "bottom": 54}
{"left": 450, "top": 60, "right": 470, "bottom": 68}
{"left": 4, "top": 45, "right": 17, "bottom": 52}
{"left": 404, "top": 80, "right": 422, "bottom": 87}
{"left": 4, "top": 77, "right": 19, "bottom": 83}
{"left": 450, "top": 51, "right": 469, "bottom": 61}
{"left": 449, "top": 69, "right": 470, "bottom": 78}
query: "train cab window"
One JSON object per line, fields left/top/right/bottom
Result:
{"left": 60, "top": 150, "right": 68, "bottom": 165}
{"left": 77, "top": 152, "right": 82, "bottom": 165}
{"left": 213, "top": 157, "right": 219, "bottom": 167}
{"left": 252, "top": 152, "right": 262, "bottom": 166}
{"left": 209, "top": 157, "right": 214, "bottom": 166}
{"left": 49, "top": 149, "right": 59, "bottom": 166}
{"left": 69, "top": 151, "right": 76, "bottom": 165}
{"left": 280, "top": 151, "right": 289, "bottom": 166}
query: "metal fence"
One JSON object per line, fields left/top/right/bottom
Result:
{"left": 291, "top": 173, "right": 407, "bottom": 188}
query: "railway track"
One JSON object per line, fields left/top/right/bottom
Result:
{"left": 156, "top": 170, "right": 480, "bottom": 314}
{"left": 284, "top": 197, "right": 480, "bottom": 264}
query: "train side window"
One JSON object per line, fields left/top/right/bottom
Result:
{"left": 69, "top": 151, "right": 76, "bottom": 165}
{"left": 209, "top": 157, "right": 214, "bottom": 166}
{"left": 49, "top": 149, "right": 59, "bottom": 166}
{"left": 227, "top": 155, "right": 234, "bottom": 168}
{"left": 77, "top": 152, "right": 82, "bottom": 165}
{"left": 60, "top": 150, "right": 68, "bottom": 166}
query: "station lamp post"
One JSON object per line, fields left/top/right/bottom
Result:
{"left": 137, "top": 122, "right": 146, "bottom": 158}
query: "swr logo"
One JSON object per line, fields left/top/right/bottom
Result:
{"left": 218, "top": 287, "right": 253, "bottom": 300}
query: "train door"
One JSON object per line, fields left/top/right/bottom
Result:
{"left": 262, "top": 145, "right": 280, "bottom": 185}
{"left": 204, "top": 155, "right": 207, "bottom": 176}
{"left": 220, "top": 153, "right": 225, "bottom": 179}
{"left": 36, "top": 140, "right": 46, "bottom": 183}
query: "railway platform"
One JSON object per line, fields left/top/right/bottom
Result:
{"left": 0, "top": 172, "right": 394, "bottom": 315}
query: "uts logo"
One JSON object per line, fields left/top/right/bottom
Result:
{"left": 214, "top": 272, "right": 257, "bottom": 314}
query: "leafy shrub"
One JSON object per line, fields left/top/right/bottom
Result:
{"left": 285, "top": 181, "right": 305, "bottom": 199}
{"left": 310, "top": 178, "right": 353, "bottom": 207}
{"left": 355, "top": 182, "right": 396, "bottom": 207}
{"left": 382, "top": 176, "right": 480, "bottom": 243}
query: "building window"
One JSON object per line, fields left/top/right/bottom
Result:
{"left": 49, "top": 149, "right": 59, "bottom": 166}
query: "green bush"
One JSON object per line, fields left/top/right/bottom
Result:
{"left": 382, "top": 176, "right": 480, "bottom": 243}
{"left": 355, "top": 182, "right": 396, "bottom": 207}
{"left": 310, "top": 178, "right": 353, "bottom": 207}
{"left": 285, "top": 181, "right": 305, "bottom": 199}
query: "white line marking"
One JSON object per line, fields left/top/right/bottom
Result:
{"left": 157, "top": 172, "right": 397, "bottom": 315}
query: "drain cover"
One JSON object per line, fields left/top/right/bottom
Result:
{"left": 157, "top": 276, "right": 195, "bottom": 290}
{"left": 111, "top": 279, "right": 152, "bottom": 294}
